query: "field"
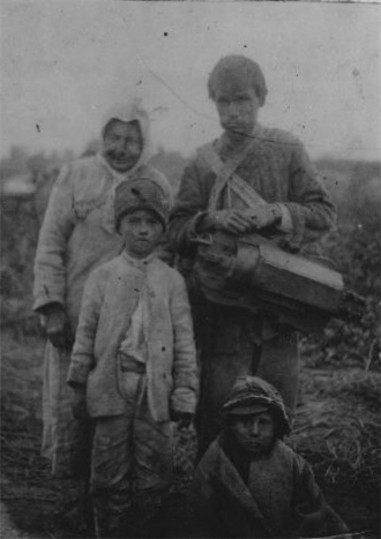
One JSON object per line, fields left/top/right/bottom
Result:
{"left": 0, "top": 153, "right": 380, "bottom": 538}
{"left": 1, "top": 330, "right": 379, "bottom": 538}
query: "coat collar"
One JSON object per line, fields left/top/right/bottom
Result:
{"left": 216, "top": 438, "right": 279, "bottom": 537}
{"left": 218, "top": 123, "right": 264, "bottom": 156}
{"left": 121, "top": 250, "right": 157, "bottom": 271}
{"left": 96, "top": 153, "right": 135, "bottom": 185}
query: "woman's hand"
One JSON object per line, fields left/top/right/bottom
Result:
{"left": 70, "top": 385, "right": 88, "bottom": 420}
{"left": 45, "top": 304, "right": 74, "bottom": 349}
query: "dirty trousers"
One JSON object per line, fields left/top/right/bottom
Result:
{"left": 90, "top": 369, "right": 173, "bottom": 538}
{"left": 195, "top": 305, "right": 299, "bottom": 457}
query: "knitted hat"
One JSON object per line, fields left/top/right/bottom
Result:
{"left": 114, "top": 178, "right": 169, "bottom": 231}
{"left": 208, "top": 55, "right": 267, "bottom": 106}
{"left": 223, "top": 376, "right": 291, "bottom": 437}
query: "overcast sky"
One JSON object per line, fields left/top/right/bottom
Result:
{"left": 1, "top": 1, "right": 380, "bottom": 161}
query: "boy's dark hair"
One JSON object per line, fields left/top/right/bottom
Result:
{"left": 208, "top": 55, "right": 268, "bottom": 106}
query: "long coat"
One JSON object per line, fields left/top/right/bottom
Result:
{"left": 33, "top": 104, "right": 172, "bottom": 477}
{"left": 33, "top": 156, "right": 171, "bottom": 329}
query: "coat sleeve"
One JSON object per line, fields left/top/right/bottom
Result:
{"left": 67, "top": 269, "right": 103, "bottom": 386}
{"left": 33, "top": 163, "right": 76, "bottom": 312}
{"left": 291, "top": 453, "right": 348, "bottom": 537}
{"left": 169, "top": 159, "right": 211, "bottom": 256}
{"left": 169, "top": 271, "right": 199, "bottom": 414}
{"left": 283, "top": 141, "right": 337, "bottom": 252}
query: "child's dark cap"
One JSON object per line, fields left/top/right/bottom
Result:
{"left": 223, "top": 376, "right": 291, "bottom": 438}
{"left": 114, "top": 178, "right": 169, "bottom": 231}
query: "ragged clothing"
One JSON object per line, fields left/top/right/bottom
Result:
{"left": 67, "top": 251, "right": 198, "bottom": 420}
{"left": 68, "top": 251, "right": 198, "bottom": 537}
{"left": 33, "top": 101, "right": 172, "bottom": 477}
{"left": 191, "top": 437, "right": 348, "bottom": 538}
{"left": 118, "top": 256, "right": 150, "bottom": 365}
{"left": 170, "top": 125, "right": 336, "bottom": 257}
{"left": 169, "top": 126, "right": 337, "bottom": 455}
{"left": 33, "top": 154, "right": 171, "bottom": 330}
{"left": 90, "top": 383, "right": 173, "bottom": 538}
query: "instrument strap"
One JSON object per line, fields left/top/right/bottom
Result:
{"left": 198, "top": 142, "right": 266, "bottom": 210}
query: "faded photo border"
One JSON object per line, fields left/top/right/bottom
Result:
{"left": 1, "top": 2, "right": 380, "bottom": 539}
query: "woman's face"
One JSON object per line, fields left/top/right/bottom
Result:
{"left": 103, "top": 120, "right": 143, "bottom": 173}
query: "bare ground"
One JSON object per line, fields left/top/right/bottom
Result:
{"left": 1, "top": 330, "right": 379, "bottom": 538}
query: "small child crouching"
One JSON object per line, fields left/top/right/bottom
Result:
{"left": 191, "top": 375, "right": 348, "bottom": 538}
{"left": 67, "top": 178, "right": 198, "bottom": 538}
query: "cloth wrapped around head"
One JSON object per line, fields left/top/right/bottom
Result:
{"left": 100, "top": 98, "right": 152, "bottom": 175}
{"left": 101, "top": 99, "right": 149, "bottom": 140}
{"left": 223, "top": 375, "right": 291, "bottom": 438}
{"left": 114, "top": 177, "right": 170, "bottom": 231}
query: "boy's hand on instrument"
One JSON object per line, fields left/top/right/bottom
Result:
{"left": 70, "top": 385, "right": 88, "bottom": 420}
{"left": 246, "top": 204, "right": 282, "bottom": 230}
{"left": 204, "top": 210, "right": 255, "bottom": 235}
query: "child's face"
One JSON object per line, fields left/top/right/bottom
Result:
{"left": 119, "top": 209, "right": 163, "bottom": 258}
{"left": 230, "top": 408, "right": 275, "bottom": 458}
{"left": 214, "top": 86, "right": 260, "bottom": 136}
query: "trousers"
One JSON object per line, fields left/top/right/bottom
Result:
{"left": 195, "top": 303, "right": 299, "bottom": 458}
{"left": 90, "top": 371, "right": 173, "bottom": 538}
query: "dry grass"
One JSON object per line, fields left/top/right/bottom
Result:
{"left": 1, "top": 331, "right": 380, "bottom": 538}
{"left": 293, "top": 369, "right": 380, "bottom": 486}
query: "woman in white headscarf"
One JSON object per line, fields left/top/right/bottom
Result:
{"left": 33, "top": 100, "right": 172, "bottom": 484}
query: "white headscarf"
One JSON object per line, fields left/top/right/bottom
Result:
{"left": 98, "top": 98, "right": 152, "bottom": 181}
{"left": 97, "top": 99, "right": 170, "bottom": 234}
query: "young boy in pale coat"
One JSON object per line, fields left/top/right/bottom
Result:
{"left": 67, "top": 177, "right": 198, "bottom": 538}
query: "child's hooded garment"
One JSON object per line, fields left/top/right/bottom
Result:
{"left": 191, "top": 376, "right": 348, "bottom": 538}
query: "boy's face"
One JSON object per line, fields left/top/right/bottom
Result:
{"left": 214, "top": 86, "right": 260, "bottom": 137}
{"left": 229, "top": 407, "right": 275, "bottom": 458}
{"left": 119, "top": 209, "right": 163, "bottom": 259}
{"left": 103, "top": 120, "right": 143, "bottom": 173}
